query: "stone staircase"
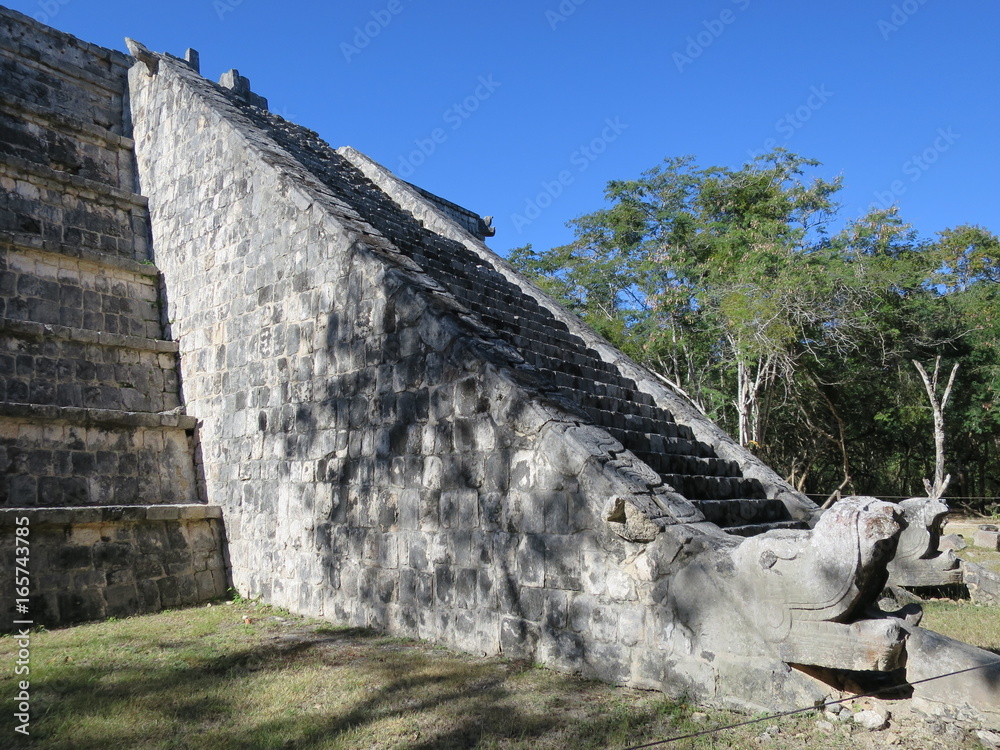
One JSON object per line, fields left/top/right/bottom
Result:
{"left": 232, "top": 103, "right": 804, "bottom": 537}
{"left": 0, "top": 7, "right": 199, "bottom": 508}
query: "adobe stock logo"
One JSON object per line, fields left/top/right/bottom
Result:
{"left": 673, "top": 0, "right": 752, "bottom": 73}
{"left": 869, "top": 127, "right": 960, "bottom": 210}
{"left": 341, "top": 0, "right": 412, "bottom": 64}
{"left": 510, "top": 117, "right": 629, "bottom": 234}
{"left": 746, "top": 85, "right": 834, "bottom": 160}
{"left": 214, "top": 0, "right": 245, "bottom": 22}
{"left": 32, "top": 0, "right": 71, "bottom": 25}
{"left": 878, "top": 0, "right": 931, "bottom": 40}
{"left": 395, "top": 75, "right": 502, "bottom": 179}
{"left": 546, "top": 0, "right": 587, "bottom": 30}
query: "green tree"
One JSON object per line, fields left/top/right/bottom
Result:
{"left": 510, "top": 151, "right": 1000, "bottom": 506}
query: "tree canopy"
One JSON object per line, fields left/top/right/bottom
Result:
{"left": 510, "top": 150, "right": 1000, "bottom": 511}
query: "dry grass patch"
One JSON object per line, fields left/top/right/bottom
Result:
{"left": 0, "top": 601, "right": 991, "bottom": 749}
{"left": 944, "top": 516, "right": 1000, "bottom": 574}
{"left": 921, "top": 602, "right": 1000, "bottom": 654}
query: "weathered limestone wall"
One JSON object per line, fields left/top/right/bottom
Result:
{"left": 3, "top": 8, "right": 997, "bottom": 728}
{"left": 0, "top": 505, "right": 227, "bottom": 627}
{"left": 0, "top": 405, "right": 199, "bottom": 507}
{"left": 129, "top": 52, "right": 762, "bottom": 699}
{"left": 341, "top": 146, "right": 815, "bottom": 523}
{"left": 0, "top": 6, "right": 222, "bottom": 629}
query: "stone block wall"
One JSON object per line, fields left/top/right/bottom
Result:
{"left": 0, "top": 319, "right": 180, "bottom": 411}
{"left": 0, "top": 10, "right": 129, "bottom": 133}
{"left": 0, "top": 242, "right": 164, "bottom": 337}
{"left": 0, "top": 405, "right": 199, "bottom": 507}
{"left": 0, "top": 6, "right": 220, "bottom": 628}
{"left": 4, "top": 15, "right": 998, "bottom": 729}
{"left": 0, "top": 505, "right": 228, "bottom": 628}
{"left": 0, "top": 156, "right": 151, "bottom": 260}
{"left": 0, "top": 97, "right": 137, "bottom": 190}
{"left": 131, "top": 51, "right": 787, "bottom": 705}
{"left": 1, "top": 9, "right": 993, "bottom": 726}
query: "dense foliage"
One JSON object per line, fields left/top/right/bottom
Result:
{"left": 509, "top": 150, "right": 1000, "bottom": 511}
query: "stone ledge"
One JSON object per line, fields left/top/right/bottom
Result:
{"left": 0, "top": 5, "right": 131, "bottom": 72}
{"left": 0, "top": 504, "right": 220, "bottom": 527}
{"left": 0, "top": 231, "right": 159, "bottom": 277}
{"left": 0, "top": 93, "right": 135, "bottom": 151}
{"left": 0, "top": 154, "right": 148, "bottom": 210}
{"left": 0, "top": 402, "right": 197, "bottom": 430}
{"left": 0, "top": 46, "right": 127, "bottom": 96}
{"left": 0, "top": 318, "right": 178, "bottom": 354}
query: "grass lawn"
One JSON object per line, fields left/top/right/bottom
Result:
{"left": 942, "top": 516, "right": 1000, "bottom": 575}
{"left": 1, "top": 596, "right": 996, "bottom": 750}
{"left": 2, "top": 514, "right": 998, "bottom": 749}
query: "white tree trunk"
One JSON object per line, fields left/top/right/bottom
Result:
{"left": 734, "top": 354, "right": 771, "bottom": 448}
{"left": 913, "top": 357, "right": 959, "bottom": 499}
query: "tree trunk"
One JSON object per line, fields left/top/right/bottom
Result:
{"left": 913, "top": 357, "right": 959, "bottom": 500}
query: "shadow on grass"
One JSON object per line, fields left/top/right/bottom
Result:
{"left": 16, "top": 625, "right": 684, "bottom": 750}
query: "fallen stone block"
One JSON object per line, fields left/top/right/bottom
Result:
{"left": 938, "top": 533, "right": 967, "bottom": 552}
{"left": 973, "top": 530, "right": 1000, "bottom": 551}
{"left": 962, "top": 561, "right": 1000, "bottom": 605}
{"left": 904, "top": 625, "right": 1000, "bottom": 731}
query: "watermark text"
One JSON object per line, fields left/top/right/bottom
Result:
{"left": 33, "top": 0, "right": 71, "bottom": 25}
{"left": 396, "top": 75, "right": 501, "bottom": 178}
{"left": 868, "top": 126, "right": 959, "bottom": 210}
{"left": 546, "top": 0, "right": 587, "bottom": 30}
{"left": 510, "top": 117, "right": 628, "bottom": 233}
{"left": 341, "top": 0, "right": 412, "bottom": 63}
{"left": 878, "top": 0, "right": 931, "bottom": 40}
{"left": 12, "top": 516, "right": 31, "bottom": 737}
{"left": 674, "top": 0, "right": 751, "bottom": 73}
{"left": 746, "top": 85, "right": 834, "bottom": 159}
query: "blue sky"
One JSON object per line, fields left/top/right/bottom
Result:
{"left": 9, "top": 0, "right": 999, "bottom": 257}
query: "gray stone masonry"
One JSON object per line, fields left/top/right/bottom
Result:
{"left": 3, "top": 5, "right": 999, "bottom": 730}
{"left": 0, "top": 10, "right": 130, "bottom": 133}
{"left": 0, "top": 317, "right": 180, "bottom": 411}
{"left": 129, "top": 46, "right": 1000, "bottom": 728}
{"left": 0, "top": 504, "right": 228, "bottom": 630}
{"left": 122, "top": 46, "right": 965, "bottom": 722}
{"left": 0, "top": 404, "right": 199, "bottom": 507}
{"left": 0, "top": 96, "right": 138, "bottom": 191}
{"left": 339, "top": 146, "right": 818, "bottom": 533}
{"left": 0, "top": 155, "right": 151, "bottom": 260}
{"left": 0, "top": 235, "right": 162, "bottom": 336}
{"left": 0, "top": 6, "right": 215, "bottom": 624}
{"left": 409, "top": 183, "right": 495, "bottom": 241}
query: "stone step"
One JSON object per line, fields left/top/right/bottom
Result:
{"left": 605, "top": 424, "right": 699, "bottom": 453}
{"left": 0, "top": 93, "right": 136, "bottom": 190}
{"left": 240, "top": 102, "right": 774, "bottom": 507}
{"left": 661, "top": 473, "right": 767, "bottom": 501}
{"left": 633, "top": 451, "right": 742, "bottom": 479}
{"left": 722, "top": 520, "right": 810, "bottom": 538}
{"left": 694, "top": 498, "right": 793, "bottom": 526}
{"left": 608, "top": 430, "right": 713, "bottom": 458}
{"left": 0, "top": 229, "right": 159, "bottom": 277}
{"left": 0, "top": 8, "right": 130, "bottom": 93}
{"left": 0, "top": 38, "right": 127, "bottom": 133}
{"left": 0, "top": 154, "right": 150, "bottom": 260}
{"left": 0, "top": 318, "right": 180, "bottom": 412}
{"left": 0, "top": 241, "right": 162, "bottom": 338}
{"left": 0, "top": 402, "right": 198, "bottom": 508}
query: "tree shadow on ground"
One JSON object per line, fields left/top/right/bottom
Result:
{"left": 17, "top": 624, "right": 686, "bottom": 750}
